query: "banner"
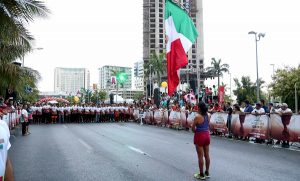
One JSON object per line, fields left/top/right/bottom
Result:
{"left": 153, "top": 110, "right": 163, "bottom": 125}
{"left": 210, "top": 113, "right": 228, "bottom": 133}
{"left": 144, "top": 111, "right": 152, "bottom": 124}
{"left": 169, "top": 111, "right": 181, "bottom": 126}
{"left": 248, "top": 115, "right": 269, "bottom": 139}
{"left": 270, "top": 114, "right": 300, "bottom": 142}
{"left": 162, "top": 110, "right": 169, "bottom": 125}
{"left": 133, "top": 109, "right": 140, "bottom": 121}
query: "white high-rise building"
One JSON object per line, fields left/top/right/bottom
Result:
{"left": 98, "top": 65, "right": 132, "bottom": 91}
{"left": 143, "top": 0, "right": 204, "bottom": 90}
{"left": 134, "top": 61, "right": 144, "bottom": 90}
{"left": 54, "top": 68, "right": 90, "bottom": 94}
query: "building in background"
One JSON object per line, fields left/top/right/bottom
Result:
{"left": 143, "top": 0, "right": 204, "bottom": 92}
{"left": 134, "top": 61, "right": 144, "bottom": 90}
{"left": 98, "top": 65, "right": 132, "bottom": 91}
{"left": 54, "top": 68, "right": 90, "bottom": 94}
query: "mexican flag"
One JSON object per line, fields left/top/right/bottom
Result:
{"left": 165, "top": 0, "right": 198, "bottom": 96}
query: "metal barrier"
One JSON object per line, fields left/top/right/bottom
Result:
{"left": 133, "top": 109, "right": 300, "bottom": 143}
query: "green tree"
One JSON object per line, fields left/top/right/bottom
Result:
{"left": 233, "top": 76, "right": 266, "bottom": 105}
{"left": 133, "top": 92, "right": 144, "bottom": 101}
{"left": 206, "top": 58, "right": 229, "bottom": 89}
{"left": 270, "top": 65, "right": 300, "bottom": 112}
{"left": 144, "top": 52, "right": 166, "bottom": 83}
{"left": 91, "top": 89, "right": 107, "bottom": 104}
{"left": 0, "top": 0, "right": 49, "bottom": 99}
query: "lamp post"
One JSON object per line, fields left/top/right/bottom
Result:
{"left": 149, "top": 64, "right": 153, "bottom": 99}
{"left": 22, "top": 47, "right": 43, "bottom": 67}
{"left": 248, "top": 31, "right": 265, "bottom": 103}
{"left": 295, "top": 82, "right": 298, "bottom": 114}
{"left": 270, "top": 64, "right": 275, "bottom": 77}
{"left": 229, "top": 72, "right": 232, "bottom": 101}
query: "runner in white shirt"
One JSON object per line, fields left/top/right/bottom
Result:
{"left": 0, "top": 111, "right": 14, "bottom": 181}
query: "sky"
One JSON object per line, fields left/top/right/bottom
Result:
{"left": 25, "top": 0, "right": 300, "bottom": 92}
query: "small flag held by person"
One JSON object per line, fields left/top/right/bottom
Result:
{"left": 165, "top": 0, "right": 198, "bottom": 96}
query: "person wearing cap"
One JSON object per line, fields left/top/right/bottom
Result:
{"left": 275, "top": 103, "right": 293, "bottom": 148}
{"left": 0, "top": 109, "right": 14, "bottom": 181}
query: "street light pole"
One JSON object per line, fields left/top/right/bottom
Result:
{"left": 229, "top": 73, "right": 232, "bottom": 101}
{"left": 149, "top": 64, "right": 153, "bottom": 99}
{"left": 270, "top": 64, "right": 275, "bottom": 77}
{"left": 248, "top": 31, "right": 265, "bottom": 103}
{"left": 295, "top": 83, "right": 298, "bottom": 114}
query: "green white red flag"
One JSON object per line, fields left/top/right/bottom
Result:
{"left": 165, "top": 0, "right": 198, "bottom": 96}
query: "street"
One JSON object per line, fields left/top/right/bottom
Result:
{"left": 9, "top": 123, "right": 300, "bottom": 181}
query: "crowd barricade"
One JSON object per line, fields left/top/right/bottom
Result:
{"left": 153, "top": 110, "right": 163, "bottom": 125}
{"left": 168, "top": 111, "right": 182, "bottom": 128}
{"left": 2, "top": 110, "right": 19, "bottom": 130}
{"left": 144, "top": 110, "right": 152, "bottom": 124}
{"left": 209, "top": 113, "right": 300, "bottom": 142}
{"left": 270, "top": 114, "right": 300, "bottom": 142}
{"left": 210, "top": 113, "right": 228, "bottom": 134}
{"left": 133, "top": 109, "right": 140, "bottom": 121}
{"left": 186, "top": 111, "right": 196, "bottom": 129}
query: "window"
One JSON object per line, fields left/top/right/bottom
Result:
{"left": 192, "top": 55, "right": 196, "bottom": 59}
{"left": 150, "top": 34, "right": 155, "bottom": 38}
{"left": 150, "top": 39, "right": 155, "bottom": 43}
{"left": 150, "top": 24, "right": 155, "bottom": 28}
{"left": 159, "top": 34, "right": 164, "bottom": 38}
{"left": 159, "top": 39, "right": 163, "bottom": 43}
{"left": 150, "top": 14, "right": 155, "bottom": 18}
{"left": 159, "top": 23, "right": 163, "bottom": 28}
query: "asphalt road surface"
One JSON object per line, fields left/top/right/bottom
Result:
{"left": 9, "top": 123, "right": 300, "bottom": 181}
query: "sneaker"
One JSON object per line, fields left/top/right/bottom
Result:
{"left": 205, "top": 171, "right": 210, "bottom": 178}
{"left": 194, "top": 173, "right": 205, "bottom": 180}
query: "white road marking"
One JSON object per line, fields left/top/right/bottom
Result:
{"left": 63, "top": 125, "right": 68, "bottom": 129}
{"left": 78, "top": 139, "right": 93, "bottom": 151}
{"left": 127, "top": 146, "right": 151, "bottom": 157}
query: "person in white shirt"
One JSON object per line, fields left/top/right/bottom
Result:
{"left": 251, "top": 103, "right": 265, "bottom": 115}
{"left": 21, "top": 104, "right": 29, "bottom": 136}
{"left": 58, "top": 106, "right": 64, "bottom": 124}
{"left": 0, "top": 112, "right": 14, "bottom": 181}
{"left": 251, "top": 103, "right": 266, "bottom": 143}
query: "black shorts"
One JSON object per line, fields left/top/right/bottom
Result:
{"left": 25, "top": 122, "right": 29, "bottom": 126}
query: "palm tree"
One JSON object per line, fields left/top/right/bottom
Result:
{"left": 0, "top": 0, "right": 49, "bottom": 48}
{"left": 0, "top": 0, "right": 49, "bottom": 99}
{"left": 206, "top": 58, "right": 229, "bottom": 89}
{"left": 144, "top": 52, "right": 166, "bottom": 83}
